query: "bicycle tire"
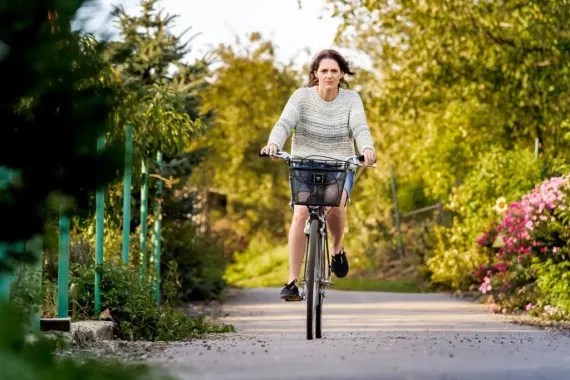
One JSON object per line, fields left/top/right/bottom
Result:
{"left": 306, "top": 219, "right": 320, "bottom": 340}
{"left": 315, "top": 294, "right": 323, "bottom": 338}
{"left": 315, "top": 233, "right": 324, "bottom": 339}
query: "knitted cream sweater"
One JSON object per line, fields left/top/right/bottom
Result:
{"left": 267, "top": 86, "right": 375, "bottom": 160}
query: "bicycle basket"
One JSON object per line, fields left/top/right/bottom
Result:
{"left": 289, "top": 159, "right": 349, "bottom": 207}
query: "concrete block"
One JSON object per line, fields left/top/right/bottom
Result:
{"left": 70, "top": 320, "right": 115, "bottom": 345}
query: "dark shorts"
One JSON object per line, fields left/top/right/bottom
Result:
{"left": 288, "top": 162, "right": 355, "bottom": 209}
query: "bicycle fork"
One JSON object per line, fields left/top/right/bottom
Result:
{"left": 300, "top": 209, "right": 332, "bottom": 300}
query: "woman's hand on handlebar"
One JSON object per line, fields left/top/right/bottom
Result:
{"left": 362, "top": 148, "right": 376, "bottom": 166}
{"left": 260, "top": 144, "right": 279, "bottom": 160}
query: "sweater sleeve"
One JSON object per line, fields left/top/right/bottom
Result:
{"left": 267, "top": 89, "right": 301, "bottom": 150}
{"left": 349, "top": 92, "right": 375, "bottom": 153}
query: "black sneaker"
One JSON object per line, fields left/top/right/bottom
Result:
{"left": 280, "top": 280, "right": 302, "bottom": 301}
{"left": 331, "top": 248, "right": 349, "bottom": 278}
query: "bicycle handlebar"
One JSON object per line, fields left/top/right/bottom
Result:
{"left": 258, "top": 151, "right": 364, "bottom": 160}
{"left": 258, "top": 150, "right": 375, "bottom": 168}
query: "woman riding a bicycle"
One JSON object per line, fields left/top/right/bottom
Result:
{"left": 260, "top": 49, "right": 377, "bottom": 301}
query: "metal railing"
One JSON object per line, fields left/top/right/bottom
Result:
{"left": 0, "top": 125, "right": 165, "bottom": 331}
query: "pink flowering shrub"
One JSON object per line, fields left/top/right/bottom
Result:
{"left": 476, "top": 174, "right": 570, "bottom": 317}
{"left": 476, "top": 225, "right": 499, "bottom": 248}
{"left": 426, "top": 147, "right": 542, "bottom": 290}
{"left": 498, "top": 176, "right": 569, "bottom": 261}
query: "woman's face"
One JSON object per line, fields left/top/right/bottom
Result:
{"left": 316, "top": 58, "right": 343, "bottom": 90}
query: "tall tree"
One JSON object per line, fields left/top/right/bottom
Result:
{"left": 328, "top": 0, "right": 570, "bottom": 175}
{"left": 189, "top": 33, "right": 302, "bottom": 253}
{"left": 107, "top": 0, "right": 208, "bottom": 158}
{"left": 104, "top": 0, "right": 221, "bottom": 299}
{"left": 104, "top": 0, "right": 212, "bottom": 229}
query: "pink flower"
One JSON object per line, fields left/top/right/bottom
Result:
{"left": 479, "top": 276, "right": 492, "bottom": 294}
{"left": 494, "top": 263, "right": 506, "bottom": 273}
{"left": 526, "top": 303, "right": 535, "bottom": 311}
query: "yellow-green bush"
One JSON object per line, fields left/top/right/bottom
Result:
{"left": 224, "top": 238, "right": 289, "bottom": 288}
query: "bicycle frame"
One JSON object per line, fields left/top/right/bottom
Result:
{"left": 299, "top": 205, "right": 332, "bottom": 300}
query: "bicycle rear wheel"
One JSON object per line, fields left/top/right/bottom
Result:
{"left": 306, "top": 219, "right": 321, "bottom": 340}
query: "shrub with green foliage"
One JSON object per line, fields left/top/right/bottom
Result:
{"left": 426, "top": 147, "right": 542, "bottom": 290}
{"left": 531, "top": 259, "right": 570, "bottom": 319}
{"left": 161, "top": 223, "right": 227, "bottom": 301}
{"left": 7, "top": 262, "right": 44, "bottom": 326}
{"left": 72, "top": 261, "right": 234, "bottom": 341}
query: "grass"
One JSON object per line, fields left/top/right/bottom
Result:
{"left": 224, "top": 239, "right": 289, "bottom": 288}
{"left": 332, "top": 277, "right": 426, "bottom": 293}
{"left": 225, "top": 238, "right": 430, "bottom": 293}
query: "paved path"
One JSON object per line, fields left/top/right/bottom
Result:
{"left": 149, "top": 288, "right": 570, "bottom": 380}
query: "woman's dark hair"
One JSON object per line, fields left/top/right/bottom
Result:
{"left": 308, "top": 49, "right": 355, "bottom": 88}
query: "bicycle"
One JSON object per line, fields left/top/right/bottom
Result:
{"left": 259, "top": 150, "right": 374, "bottom": 340}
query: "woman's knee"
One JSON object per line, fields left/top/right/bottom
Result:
{"left": 291, "top": 206, "right": 308, "bottom": 226}
{"left": 327, "top": 191, "right": 349, "bottom": 215}
{"left": 328, "top": 207, "right": 346, "bottom": 223}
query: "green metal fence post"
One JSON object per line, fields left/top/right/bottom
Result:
{"left": 153, "top": 151, "right": 163, "bottom": 305}
{"left": 57, "top": 212, "right": 70, "bottom": 318}
{"left": 0, "top": 167, "right": 10, "bottom": 302}
{"left": 122, "top": 124, "right": 133, "bottom": 265}
{"left": 140, "top": 159, "right": 149, "bottom": 280}
{"left": 0, "top": 244, "right": 8, "bottom": 303}
{"left": 95, "top": 134, "right": 105, "bottom": 317}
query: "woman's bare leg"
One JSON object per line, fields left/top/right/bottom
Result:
{"left": 288, "top": 205, "right": 308, "bottom": 283}
{"left": 326, "top": 190, "right": 348, "bottom": 254}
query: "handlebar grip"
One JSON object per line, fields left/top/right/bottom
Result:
{"left": 358, "top": 155, "right": 365, "bottom": 162}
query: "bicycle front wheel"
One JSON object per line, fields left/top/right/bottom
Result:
{"left": 306, "top": 219, "right": 321, "bottom": 340}
{"left": 315, "top": 231, "right": 324, "bottom": 339}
